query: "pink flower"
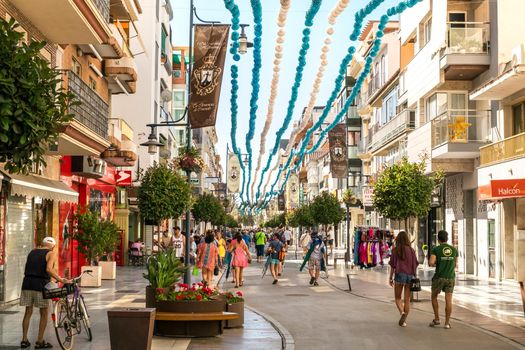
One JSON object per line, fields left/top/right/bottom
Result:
{"left": 196, "top": 294, "right": 202, "bottom": 301}
{"left": 236, "top": 291, "right": 243, "bottom": 297}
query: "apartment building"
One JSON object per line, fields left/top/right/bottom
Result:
{"left": 0, "top": 0, "right": 142, "bottom": 303}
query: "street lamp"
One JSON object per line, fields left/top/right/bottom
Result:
{"left": 238, "top": 24, "right": 254, "bottom": 54}
{"left": 140, "top": 130, "right": 164, "bottom": 155}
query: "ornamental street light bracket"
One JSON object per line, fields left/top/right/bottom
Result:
{"left": 238, "top": 24, "right": 254, "bottom": 55}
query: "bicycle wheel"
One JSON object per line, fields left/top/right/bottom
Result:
{"left": 53, "top": 299, "right": 75, "bottom": 350}
{"left": 79, "top": 295, "right": 93, "bottom": 341}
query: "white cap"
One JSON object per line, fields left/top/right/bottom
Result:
{"left": 42, "top": 237, "right": 56, "bottom": 246}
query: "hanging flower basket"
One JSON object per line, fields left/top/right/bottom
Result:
{"left": 174, "top": 148, "right": 204, "bottom": 173}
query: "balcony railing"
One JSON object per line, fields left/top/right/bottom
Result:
{"left": 65, "top": 71, "right": 109, "bottom": 139}
{"left": 431, "top": 109, "right": 490, "bottom": 148}
{"left": 369, "top": 109, "right": 415, "bottom": 152}
{"left": 445, "top": 22, "right": 490, "bottom": 55}
{"left": 93, "top": 0, "right": 110, "bottom": 23}
{"left": 348, "top": 145, "right": 358, "bottom": 159}
{"left": 480, "top": 132, "right": 525, "bottom": 166}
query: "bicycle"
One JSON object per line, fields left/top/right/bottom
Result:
{"left": 44, "top": 270, "right": 93, "bottom": 350}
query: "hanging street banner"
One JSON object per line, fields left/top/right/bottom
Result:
{"left": 328, "top": 124, "right": 348, "bottom": 178}
{"left": 278, "top": 192, "right": 286, "bottom": 211}
{"left": 189, "top": 24, "right": 230, "bottom": 129}
{"left": 227, "top": 153, "right": 240, "bottom": 193}
{"left": 287, "top": 173, "right": 300, "bottom": 208}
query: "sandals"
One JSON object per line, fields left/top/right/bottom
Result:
{"left": 429, "top": 319, "right": 441, "bottom": 327}
{"left": 35, "top": 340, "right": 53, "bottom": 348}
{"left": 20, "top": 340, "right": 30, "bottom": 348}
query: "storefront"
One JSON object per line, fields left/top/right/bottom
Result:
{"left": 60, "top": 156, "right": 116, "bottom": 278}
{"left": 478, "top": 172, "right": 525, "bottom": 282}
{"left": 0, "top": 168, "right": 78, "bottom": 304}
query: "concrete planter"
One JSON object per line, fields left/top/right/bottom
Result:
{"left": 99, "top": 261, "right": 116, "bottom": 280}
{"left": 225, "top": 302, "right": 244, "bottom": 328}
{"left": 80, "top": 266, "right": 102, "bottom": 287}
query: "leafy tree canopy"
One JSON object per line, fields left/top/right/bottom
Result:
{"left": 372, "top": 157, "right": 443, "bottom": 221}
{"left": 138, "top": 163, "right": 192, "bottom": 224}
{"left": 192, "top": 193, "right": 225, "bottom": 226}
{"left": 286, "top": 204, "right": 315, "bottom": 228}
{"left": 310, "top": 192, "right": 345, "bottom": 226}
{"left": 0, "top": 18, "right": 76, "bottom": 174}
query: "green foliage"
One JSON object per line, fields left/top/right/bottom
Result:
{"left": 74, "top": 209, "right": 106, "bottom": 265}
{"left": 0, "top": 18, "right": 76, "bottom": 174}
{"left": 264, "top": 213, "right": 286, "bottom": 228}
{"left": 287, "top": 204, "right": 315, "bottom": 227}
{"left": 192, "top": 193, "right": 225, "bottom": 226}
{"left": 310, "top": 192, "right": 345, "bottom": 226}
{"left": 143, "top": 248, "right": 187, "bottom": 289}
{"left": 99, "top": 219, "right": 121, "bottom": 260}
{"left": 372, "top": 157, "right": 443, "bottom": 221}
{"left": 342, "top": 189, "right": 358, "bottom": 206}
{"left": 224, "top": 214, "right": 239, "bottom": 228}
{"left": 138, "top": 163, "right": 192, "bottom": 224}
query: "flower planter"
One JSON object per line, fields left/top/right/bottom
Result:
{"left": 154, "top": 298, "right": 226, "bottom": 337}
{"left": 145, "top": 286, "right": 156, "bottom": 308}
{"left": 99, "top": 261, "right": 116, "bottom": 280}
{"left": 80, "top": 266, "right": 102, "bottom": 287}
{"left": 225, "top": 301, "right": 244, "bottom": 328}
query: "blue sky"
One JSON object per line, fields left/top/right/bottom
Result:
{"left": 171, "top": 0, "right": 399, "bottom": 191}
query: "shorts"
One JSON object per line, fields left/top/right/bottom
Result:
{"left": 286, "top": 240, "right": 291, "bottom": 246}
{"left": 394, "top": 273, "right": 415, "bottom": 285}
{"left": 308, "top": 258, "right": 320, "bottom": 270}
{"left": 20, "top": 290, "right": 50, "bottom": 309}
{"left": 256, "top": 245, "right": 265, "bottom": 257}
{"left": 271, "top": 258, "right": 280, "bottom": 265}
{"left": 431, "top": 277, "right": 455, "bottom": 294}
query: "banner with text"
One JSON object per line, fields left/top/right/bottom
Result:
{"left": 328, "top": 124, "right": 348, "bottom": 178}
{"left": 227, "top": 153, "right": 240, "bottom": 193}
{"left": 189, "top": 24, "right": 230, "bottom": 129}
{"left": 287, "top": 173, "right": 300, "bottom": 208}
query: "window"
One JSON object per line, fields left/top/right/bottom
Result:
{"left": 174, "top": 108, "right": 185, "bottom": 121}
{"left": 173, "top": 91, "right": 185, "bottom": 108}
{"left": 449, "top": 12, "right": 466, "bottom": 27}
{"left": 380, "top": 55, "right": 386, "bottom": 86}
{"left": 72, "top": 58, "right": 81, "bottom": 76}
{"left": 161, "top": 26, "right": 168, "bottom": 56}
{"left": 424, "top": 18, "right": 432, "bottom": 45}
{"left": 89, "top": 77, "right": 97, "bottom": 91}
{"left": 425, "top": 93, "right": 447, "bottom": 122}
{"left": 381, "top": 88, "right": 398, "bottom": 125}
{"left": 347, "top": 131, "right": 361, "bottom": 146}
{"left": 512, "top": 103, "right": 525, "bottom": 135}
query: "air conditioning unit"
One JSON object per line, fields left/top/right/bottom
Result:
{"left": 71, "top": 156, "right": 106, "bottom": 179}
{"left": 511, "top": 43, "right": 525, "bottom": 66}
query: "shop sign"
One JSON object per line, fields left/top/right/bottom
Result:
{"left": 362, "top": 187, "right": 374, "bottom": 207}
{"left": 480, "top": 179, "right": 525, "bottom": 200}
{"left": 116, "top": 171, "right": 132, "bottom": 186}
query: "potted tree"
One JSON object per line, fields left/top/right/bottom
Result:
{"left": 223, "top": 291, "right": 244, "bottom": 328}
{"left": 74, "top": 209, "right": 105, "bottom": 287}
{"left": 98, "top": 219, "right": 121, "bottom": 280}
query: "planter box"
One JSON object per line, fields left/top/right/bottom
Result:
{"left": 99, "top": 261, "right": 116, "bottom": 280}
{"left": 108, "top": 308, "right": 155, "bottom": 350}
{"left": 145, "top": 286, "right": 156, "bottom": 308}
{"left": 225, "top": 302, "right": 244, "bottom": 328}
{"left": 154, "top": 299, "right": 226, "bottom": 337}
{"left": 80, "top": 266, "right": 102, "bottom": 287}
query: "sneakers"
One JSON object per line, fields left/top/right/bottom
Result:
{"left": 429, "top": 319, "right": 441, "bottom": 327}
{"left": 272, "top": 279, "right": 278, "bottom": 285}
{"left": 313, "top": 281, "right": 319, "bottom": 286}
{"left": 309, "top": 277, "right": 315, "bottom": 285}
{"left": 398, "top": 313, "right": 407, "bottom": 327}
{"left": 444, "top": 324, "right": 451, "bottom": 329}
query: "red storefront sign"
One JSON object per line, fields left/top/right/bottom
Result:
{"left": 116, "top": 170, "right": 132, "bottom": 186}
{"left": 479, "top": 179, "right": 525, "bottom": 200}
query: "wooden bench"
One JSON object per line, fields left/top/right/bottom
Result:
{"left": 154, "top": 311, "right": 238, "bottom": 337}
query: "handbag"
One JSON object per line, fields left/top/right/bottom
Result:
{"left": 410, "top": 277, "right": 421, "bottom": 292}
{"left": 213, "top": 266, "right": 219, "bottom": 276}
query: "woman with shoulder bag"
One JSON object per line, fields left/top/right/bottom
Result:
{"left": 388, "top": 231, "right": 419, "bottom": 327}
{"left": 197, "top": 231, "right": 219, "bottom": 287}
{"left": 230, "top": 233, "right": 252, "bottom": 288}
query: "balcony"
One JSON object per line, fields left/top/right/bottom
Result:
{"left": 357, "top": 134, "right": 372, "bottom": 161}
{"left": 357, "top": 91, "right": 371, "bottom": 117}
{"left": 431, "top": 109, "right": 490, "bottom": 159}
{"left": 105, "top": 56, "right": 138, "bottom": 94}
{"left": 11, "top": 0, "right": 112, "bottom": 45}
{"left": 440, "top": 22, "right": 490, "bottom": 80}
{"left": 102, "top": 119, "right": 137, "bottom": 166}
{"left": 369, "top": 109, "right": 415, "bottom": 155}
{"left": 110, "top": 0, "right": 141, "bottom": 21}
{"left": 346, "top": 107, "right": 361, "bottom": 127}
{"left": 480, "top": 132, "right": 525, "bottom": 167}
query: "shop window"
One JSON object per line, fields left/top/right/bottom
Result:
{"left": 34, "top": 198, "right": 52, "bottom": 246}
{"left": 488, "top": 219, "right": 496, "bottom": 278}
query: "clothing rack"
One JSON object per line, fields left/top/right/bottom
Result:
{"left": 353, "top": 226, "right": 392, "bottom": 268}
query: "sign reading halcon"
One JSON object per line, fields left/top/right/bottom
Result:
{"left": 189, "top": 24, "right": 230, "bottom": 129}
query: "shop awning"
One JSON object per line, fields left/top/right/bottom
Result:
{"left": 0, "top": 169, "right": 78, "bottom": 203}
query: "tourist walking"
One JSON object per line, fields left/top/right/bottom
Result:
{"left": 388, "top": 231, "right": 418, "bottom": 327}
{"left": 429, "top": 230, "right": 458, "bottom": 329}
{"left": 255, "top": 228, "right": 266, "bottom": 263}
{"left": 216, "top": 231, "right": 226, "bottom": 268}
{"left": 267, "top": 234, "right": 284, "bottom": 285}
{"left": 197, "top": 231, "right": 218, "bottom": 287}
{"left": 172, "top": 226, "right": 185, "bottom": 262}
{"left": 20, "top": 237, "right": 71, "bottom": 349}
{"left": 230, "top": 233, "right": 252, "bottom": 288}
{"left": 300, "top": 232, "right": 326, "bottom": 286}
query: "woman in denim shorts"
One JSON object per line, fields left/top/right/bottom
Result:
{"left": 388, "top": 231, "right": 419, "bottom": 327}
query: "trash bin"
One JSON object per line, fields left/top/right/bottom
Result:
{"left": 107, "top": 308, "right": 155, "bottom": 350}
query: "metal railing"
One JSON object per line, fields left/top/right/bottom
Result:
{"left": 92, "top": 0, "right": 110, "bottom": 23}
{"left": 445, "top": 22, "right": 490, "bottom": 55}
{"left": 480, "top": 132, "right": 525, "bottom": 166}
{"left": 431, "top": 109, "right": 490, "bottom": 148}
{"left": 347, "top": 145, "right": 358, "bottom": 159}
{"left": 64, "top": 70, "right": 109, "bottom": 139}
{"left": 369, "top": 109, "right": 415, "bottom": 152}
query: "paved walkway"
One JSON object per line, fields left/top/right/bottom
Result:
{"left": 241, "top": 257, "right": 524, "bottom": 350}
{"left": 0, "top": 266, "right": 281, "bottom": 350}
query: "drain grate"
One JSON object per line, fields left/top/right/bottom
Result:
{"left": 0, "top": 310, "right": 19, "bottom": 315}
{"left": 285, "top": 294, "right": 309, "bottom": 297}
{"left": 116, "top": 290, "right": 140, "bottom": 293}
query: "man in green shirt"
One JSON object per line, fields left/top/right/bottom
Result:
{"left": 429, "top": 230, "right": 458, "bottom": 329}
{"left": 255, "top": 229, "right": 266, "bottom": 263}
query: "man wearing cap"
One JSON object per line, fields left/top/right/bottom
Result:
{"left": 20, "top": 237, "right": 69, "bottom": 349}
